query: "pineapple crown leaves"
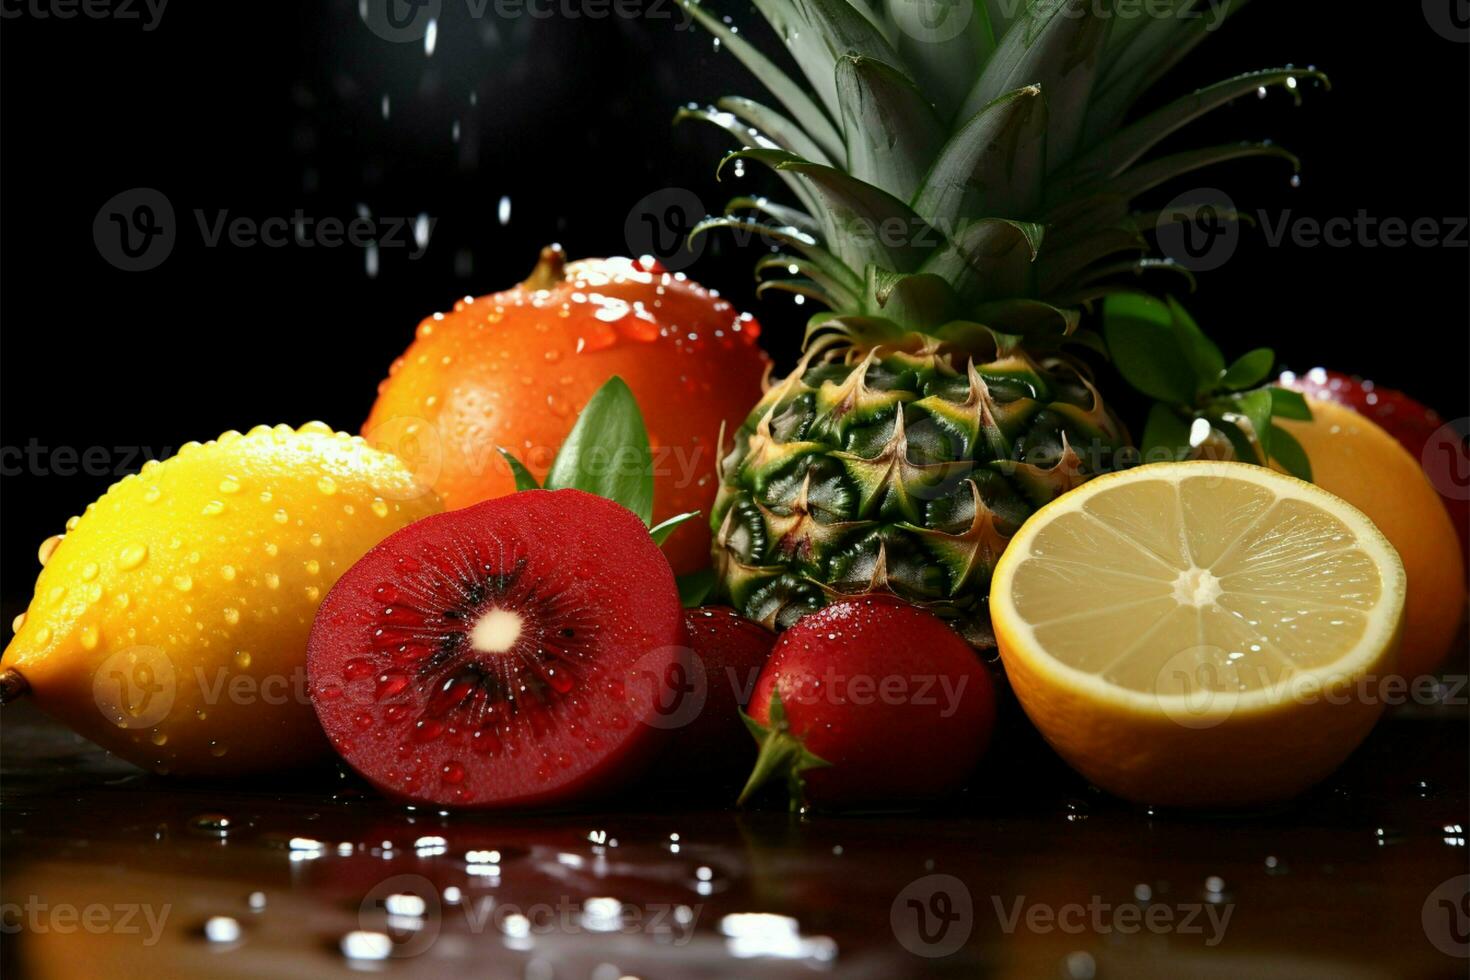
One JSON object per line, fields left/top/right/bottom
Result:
{"left": 1101, "top": 293, "right": 1314, "bottom": 480}
{"left": 676, "top": 0, "right": 1326, "bottom": 352}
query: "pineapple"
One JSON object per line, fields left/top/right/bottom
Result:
{"left": 680, "top": 0, "right": 1321, "bottom": 645}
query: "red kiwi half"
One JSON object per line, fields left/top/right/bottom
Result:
{"left": 307, "top": 488, "right": 685, "bottom": 807}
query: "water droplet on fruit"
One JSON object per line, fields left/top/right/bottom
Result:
{"left": 149, "top": 729, "right": 167, "bottom": 746}
{"left": 305, "top": 559, "right": 321, "bottom": 576}
{"left": 371, "top": 499, "right": 390, "bottom": 518}
{"left": 441, "top": 761, "right": 465, "bottom": 784}
{"left": 209, "top": 741, "right": 228, "bottom": 757}
{"left": 37, "top": 535, "right": 62, "bottom": 566}
{"left": 202, "top": 500, "right": 226, "bottom": 517}
{"left": 317, "top": 476, "right": 338, "bottom": 496}
{"left": 220, "top": 564, "right": 236, "bottom": 581}
{"left": 219, "top": 477, "right": 241, "bottom": 494}
{"left": 376, "top": 671, "right": 410, "bottom": 701}
{"left": 375, "top": 584, "right": 400, "bottom": 603}
{"left": 353, "top": 711, "right": 373, "bottom": 729}
{"left": 223, "top": 607, "right": 240, "bottom": 625}
{"left": 414, "top": 720, "right": 444, "bottom": 743}
{"left": 79, "top": 625, "right": 100, "bottom": 650}
{"left": 319, "top": 684, "right": 343, "bottom": 700}
{"left": 234, "top": 651, "right": 253, "bottom": 669}
{"left": 344, "top": 658, "right": 374, "bottom": 681}
{"left": 143, "top": 486, "right": 162, "bottom": 503}
{"left": 117, "top": 542, "right": 149, "bottom": 570}
{"left": 264, "top": 572, "right": 280, "bottom": 590}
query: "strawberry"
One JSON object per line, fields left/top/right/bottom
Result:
{"left": 738, "top": 597, "right": 996, "bottom": 810}
{"left": 1279, "top": 368, "right": 1469, "bottom": 562}
{"left": 656, "top": 607, "right": 775, "bottom": 791}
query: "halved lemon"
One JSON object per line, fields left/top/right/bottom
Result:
{"left": 991, "top": 461, "right": 1406, "bottom": 807}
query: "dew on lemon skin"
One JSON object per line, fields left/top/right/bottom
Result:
{"left": 81, "top": 562, "right": 99, "bottom": 581}
{"left": 371, "top": 499, "right": 390, "bottom": 518}
{"left": 317, "top": 476, "right": 338, "bottom": 496}
{"left": 305, "top": 559, "right": 321, "bottom": 576}
{"left": 220, "top": 564, "right": 236, "bottom": 581}
{"left": 309, "top": 532, "right": 323, "bottom": 548}
{"left": 234, "top": 651, "right": 253, "bottom": 670}
{"left": 118, "top": 542, "right": 149, "bottom": 570}
{"left": 143, "top": 486, "right": 163, "bottom": 503}
{"left": 202, "top": 500, "right": 226, "bottom": 517}
{"left": 305, "top": 586, "right": 321, "bottom": 602}
{"left": 223, "top": 608, "right": 241, "bottom": 626}
{"left": 11, "top": 612, "right": 26, "bottom": 632}
{"left": 33, "top": 626, "right": 52, "bottom": 646}
{"left": 273, "top": 509, "right": 290, "bottom": 524}
{"left": 219, "top": 477, "right": 241, "bottom": 494}
{"left": 79, "top": 625, "right": 101, "bottom": 650}
{"left": 37, "top": 535, "right": 63, "bottom": 566}
{"left": 264, "top": 573, "right": 280, "bottom": 590}
{"left": 173, "top": 574, "right": 194, "bottom": 592}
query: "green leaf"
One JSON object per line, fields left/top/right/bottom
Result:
{"left": 1268, "top": 386, "right": 1313, "bottom": 421}
{"left": 650, "top": 511, "right": 701, "bottom": 546}
{"left": 680, "top": 0, "right": 843, "bottom": 162}
{"left": 1101, "top": 293, "right": 1198, "bottom": 405}
{"left": 1212, "top": 416, "right": 1261, "bottom": 465}
{"left": 1140, "top": 404, "right": 1194, "bottom": 464}
{"left": 1220, "top": 348, "right": 1275, "bottom": 391}
{"left": 496, "top": 448, "right": 541, "bottom": 492}
{"left": 544, "top": 376, "right": 654, "bottom": 525}
{"left": 1269, "top": 424, "right": 1313, "bottom": 482}
{"left": 677, "top": 568, "right": 716, "bottom": 608}
{"left": 834, "top": 55, "right": 945, "bottom": 202}
{"left": 1166, "top": 298, "right": 1225, "bottom": 395}
{"left": 1234, "top": 387, "right": 1275, "bottom": 460}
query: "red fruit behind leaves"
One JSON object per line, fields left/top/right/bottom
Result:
{"left": 656, "top": 607, "right": 775, "bottom": 790}
{"left": 741, "top": 597, "right": 996, "bottom": 810}
{"left": 1279, "top": 368, "right": 1469, "bottom": 564}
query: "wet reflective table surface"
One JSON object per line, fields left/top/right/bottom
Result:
{"left": 2, "top": 697, "right": 1466, "bottom": 979}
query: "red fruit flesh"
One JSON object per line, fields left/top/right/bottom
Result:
{"left": 659, "top": 607, "right": 775, "bottom": 785}
{"left": 307, "top": 489, "right": 684, "bottom": 808}
{"left": 1280, "top": 367, "right": 1469, "bottom": 562}
{"left": 742, "top": 597, "right": 996, "bottom": 809}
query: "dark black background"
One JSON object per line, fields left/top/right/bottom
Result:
{"left": 2, "top": 1, "right": 1467, "bottom": 625}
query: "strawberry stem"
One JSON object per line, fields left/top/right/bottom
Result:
{"left": 736, "top": 688, "right": 830, "bottom": 811}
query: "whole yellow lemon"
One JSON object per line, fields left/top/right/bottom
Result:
{"left": 2, "top": 423, "right": 442, "bottom": 774}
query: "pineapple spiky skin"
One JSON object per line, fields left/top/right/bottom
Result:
{"left": 681, "top": 0, "right": 1320, "bottom": 643}
{"left": 712, "top": 340, "right": 1125, "bottom": 644}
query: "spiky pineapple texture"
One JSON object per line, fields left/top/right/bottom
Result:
{"left": 682, "top": 0, "right": 1321, "bottom": 641}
